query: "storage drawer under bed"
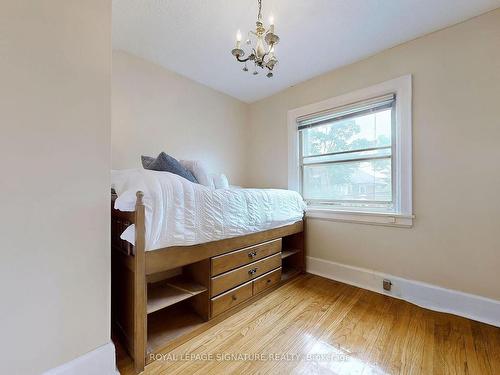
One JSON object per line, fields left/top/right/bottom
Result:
{"left": 210, "top": 268, "right": 283, "bottom": 317}
{"left": 252, "top": 267, "right": 282, "bottom": 295}
{"left": 211, "top": 238, "right": 282, "bottom": 276}
{"left": 211, "top": 280, "right": 253, "bottom": 317}
{"left": 210, "top": 253, "right": 281, "bottom": 297}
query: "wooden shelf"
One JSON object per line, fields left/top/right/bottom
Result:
{"left": 281, "top": 248, "right": 301, "bottom": 259}
{"left": 147, "top": 276, "right": 207, "bottom": 314}
{"left": 281, "top": 267, "right": 301, "bottom": 282}
{"left": 147, "top": 302, "right": 205, "bottom": 354}
{"left": 167, "top": 275, "right": 207, "bottom": 294}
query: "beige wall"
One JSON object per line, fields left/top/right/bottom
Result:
{"left": 247, "top": 10, "right": 500, "bottom": 300}
{"left": 112, "top": 51, "right": 249, "bottom": 185}
{"left": 0, "top": 1, "right": 111, "bottom": 374}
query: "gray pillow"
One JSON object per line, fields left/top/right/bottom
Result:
{"left": 141, "top": 155, "right": 155, "bottom": 168}
{"left": 141, "top": 152, "right": 198, "bottom": 183}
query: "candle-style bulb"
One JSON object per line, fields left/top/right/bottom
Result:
{"left": 269, "top": 15, "right": 275, "bottom": 33}
{"left": 235, "top": 30, "right": 242, "bottom": 49}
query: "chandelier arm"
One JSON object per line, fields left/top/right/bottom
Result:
{"left": 235, "top": 54, "right": 254, "bottom": 63}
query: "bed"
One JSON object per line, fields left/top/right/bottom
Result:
{"left": 111, "top": 169, "right": 306, "bottom": 373}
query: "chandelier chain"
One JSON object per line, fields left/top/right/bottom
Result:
{"left": 258, "top": 0, "right": 262, "bottom": 20}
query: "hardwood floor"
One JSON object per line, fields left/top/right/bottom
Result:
{"left": 116, "top": 274, "right": 500, "bottom": 375}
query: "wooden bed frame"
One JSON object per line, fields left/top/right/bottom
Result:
{"left": 111, "top": 191, "right": 305, "bottom": 373}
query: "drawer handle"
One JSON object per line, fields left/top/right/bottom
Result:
{"left": 267, "top": 279, "right": 272, "bottom": 283}
{"left": 232, "top": 295, "right": 237, "bottom": 301}
{"left": 248, "top": 251, "right": 257, "bottom": 258}
{"left": 248, "top": 267, "right": 258, "bottom": 275}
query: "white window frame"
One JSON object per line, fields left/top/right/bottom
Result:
{"left": 288, "top": 75, "right": 413, "bottom": 227}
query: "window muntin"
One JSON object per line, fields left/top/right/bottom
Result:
{"left": 299, "top": 95, "right": 395, "bottom": 211}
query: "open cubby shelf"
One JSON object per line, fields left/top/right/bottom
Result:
{"left": 281, "top": 266, "right": 301, "bottom": 282}
{"left": 281, "top": 232, "right": 304, "bottom": 282}
{"left": 281, "top": 248, "right": 301, "bottom": 259}
{"left": 147, "top": 301, "right": 205, "bottom": 354}
{"left": 147, "top": 275, "right": 207, "bottom": 314}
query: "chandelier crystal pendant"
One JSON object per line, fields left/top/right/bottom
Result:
{"left": 231, "top": 0, "right": 279, "bottom": 78}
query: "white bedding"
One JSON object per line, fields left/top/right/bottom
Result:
{"left": 112, "top": 169, "right": 306, "bottom": 251}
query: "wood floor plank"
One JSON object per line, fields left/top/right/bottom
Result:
{"left": 304, "top": 289, "right": 383, "bottom": 374}
{"left": 115, "top": 274, "right": 500, "bottom": 375}
{"left": 201, "top": 276, "right": 343, "bottom": 375}
{"left": 239, "top": 280, "right": 357, "bottom": 374}
{"left": 399, "top": 305, "right": 433, "bottom": 375}
{"left": 264, "top": 283, "right": 363, "bottom": 374}
{"left": 277, "top": 281, "right": 365, "bottom": 375}
{"left": 433, "top": 313, "right": 468, "bottom": 375}
{"left": 472, "top": 321, "right": 500, "bottom": 374}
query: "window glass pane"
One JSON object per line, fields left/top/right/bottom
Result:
{"left": 303, "top": 158, "right": 392, "bottom": 202}
{"left": 302, "top": 108, "right": 392, "bottom": 157}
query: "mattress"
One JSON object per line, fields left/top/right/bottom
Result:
{"left": 112, "top": 169, "right": 306, "bottom": 251}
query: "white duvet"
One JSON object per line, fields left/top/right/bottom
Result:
{"left": 112, "top": 169, "right": 306, "bottom": 251}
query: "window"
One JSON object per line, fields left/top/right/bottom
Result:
{"left": 299, "top": 94, "right": 395, "bottom": 211}
{"left": 288, "top": 76, "right": 413, "bottom": 226}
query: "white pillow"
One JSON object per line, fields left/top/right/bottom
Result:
{"left": 212, "top": 173, "right": 229, "bottom": 189}
{"left": 180, "top": 160, "right": 215, "bottom": 189}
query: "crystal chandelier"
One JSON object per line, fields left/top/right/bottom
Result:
{"left": 231, "top": 0, "right": 279, "bottom": 78}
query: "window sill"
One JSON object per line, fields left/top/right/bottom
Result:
{"left": 306, "top": 207, "right": 414, "bottom": 227}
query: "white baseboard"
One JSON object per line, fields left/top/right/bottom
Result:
{"left": 43, "top": 341, "right": 118, "bottom": 375}
{"left": 306, "top": 256, "right": 500, "bottom": 327}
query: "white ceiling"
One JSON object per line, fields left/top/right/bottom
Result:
{"left": 113, "top": 0, "right": 500, "bottom": 103}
